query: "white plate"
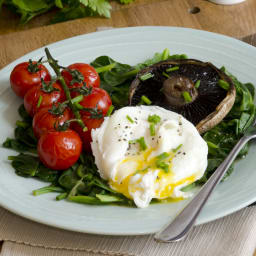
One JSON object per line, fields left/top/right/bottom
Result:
{"left": 0, "top": 26, "right": 256, "bottom": 236}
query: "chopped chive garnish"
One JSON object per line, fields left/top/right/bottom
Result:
{"left": 173, "top": 144, "right": 183, "bottom": 153}
{"left": 148, "top": 114, "right": 161, "bottom": 124}
{"left": 218, "top": 79, "right": 230, "bottom": 90}
{"left": 129, "top": 137, "right": 147, "bottom": 151}
{"left": 137, "top": 137, "right": 147, "bottom": 151}
{"left": 74, "top": 102, "right": 84, "bottom": 110}
{"left": 166, "top": 66, "right": 179, "bottom": 72}
{"left": 182, "top": 91, "right": 192, "bottom": 103}
{"left": 106, "top": 105, "right": 114, "bottom": 116}
{"left": 16, "top": 120, "right": 29, "bottom": 129}
{"left": 56, "top": 192, "right": 68, "bottom": 201}
{"left": 141, "top": 95, "right": 152, "bottom": 105}
{"left": 140, "top": 73, "right": 154, "bottom": 81}
{"left": 37, "top": 95, "right": 43, "bottom": 108}
{"left": 126, "top": 115, "right": 134, "bottom": 123}
{"left": 156, "top": 160, "right": 169, "bottom": 173}
{"left": 162, "top": 48, "right": 170, "bottom": 60}
{"left": 149, "top": 123, "right": 155, "bottom": 136}
{"left": 156, "top": 152, "right": 170, "bottom": 160}
{"left": 207, "top": 141, "right": 219, "bottom": 149}
{"left": 195, "top": 80, "right": 201, "bottom": 89}
{"left": 135, "top": 167, "right": 149, "bottom": 174}
{"left": 162, "top": 71, "right": 170, "bottom": 78}
{"left": 71, "top": 95, "right": 83, "bottom": 104}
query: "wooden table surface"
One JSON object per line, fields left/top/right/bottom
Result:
{"left": 1, "top": 0, "right": 256, "bottom": 254}
{"left": 1, "top": 0, "right": 256, "bottom": 69}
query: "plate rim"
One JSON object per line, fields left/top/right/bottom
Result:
{"left": 0, "top": 26, "right": 256, "bottom": 235}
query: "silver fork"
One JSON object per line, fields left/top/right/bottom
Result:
{"left": 154, "top": 119, "right": 256, "bottom": 243}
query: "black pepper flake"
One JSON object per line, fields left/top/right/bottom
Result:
{"left": 123, "top": 139, "right": 127, "bottom": 141}
{"left": 152, "top": 138, "right": 155, "bottom": 140}
{"left": 178, "top": 152, "right": 181, "bottom": 154}
{"left": 158, "top": 136, "right": 162, "bottom": 139}
{"left": 135, "top": 117, "right": 138, "bottom": 120}
{"left": 183, "top": 152, "right": 186, "bottom": 155}
{"left": 125, "top": 126, "right": 128, "bottom": 129}
{"left": 118, "top": 139, "right": 121, "bottom": 142}
{"left": 130, "top": 132, "right": 133, "bottom": 134}
{"left": 179, "top": 122, "right": 182, "bottom": 126}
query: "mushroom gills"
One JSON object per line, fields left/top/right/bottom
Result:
{"left": 129, "top": 59, "right": 236, "bottom": 134}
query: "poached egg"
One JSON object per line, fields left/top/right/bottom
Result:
{"left": 91, "top": 106, "right": 208, "bottom": 208}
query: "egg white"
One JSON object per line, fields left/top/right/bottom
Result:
{"left": 91, "top": 106, "right": 208, "bottom": 208}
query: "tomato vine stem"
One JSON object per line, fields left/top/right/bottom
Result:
{"left": 45, "top": 48, "right": 87, "bottom": 131}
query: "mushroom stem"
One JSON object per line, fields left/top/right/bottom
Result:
{"left": 162, "top": 76, "right": 198, "bottom": 107}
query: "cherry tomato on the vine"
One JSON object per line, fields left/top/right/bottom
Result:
{"left": 24, "top": 81, "right": 65, "bottom": 117}
{"left": 61, "top": 63, "right": 100, "bottom": 91}
{"left": 72, "top": 115, "right": 104, "bottom": 152}
{"left": 37, "top": 129, "right": 82, "bottom": 170}
{"left": 32, "top": 107, "right": 71, "bottom": 139}
{"left": 78, "top": 87, "right": 112, "bottom": 117}
{"left": 10, "top": 61, "right": 51, "bottom": 98}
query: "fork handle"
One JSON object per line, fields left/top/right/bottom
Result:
{"left": 154, "top": 135, "right": 251, "bottom": 243}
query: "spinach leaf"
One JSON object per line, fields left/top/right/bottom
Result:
{"left": 201, "top": 68, "right": 256, "bottom": 184}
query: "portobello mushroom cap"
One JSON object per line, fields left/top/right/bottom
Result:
{"left": 129, "top": 59, "right": 236, "bottom": 134}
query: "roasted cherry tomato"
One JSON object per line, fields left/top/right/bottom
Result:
{"left": 72, "top": 116, "right": 104, "bottom": 152}
{"left": 10, "top": 61, "right": 51, "bottom": 98}
{"left": 37, "top": 129, "right": 82, "bottom": 170}
{"left": 24, "top": 81, "right": 65, "bottom": 117}
{"left": 61, "top": 63, "right": 100, "bottom": 91}
{"left": 78, "top": 87, "right": 112, "bottom": 117}
{"left": 32, "top": 107, "right": 71, "bottom": 139}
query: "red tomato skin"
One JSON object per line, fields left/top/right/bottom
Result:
{"left": 10, "top": 62, "right": 51, "bottom": 98}
{"left": 37, "top": 129, "right": 82, "bottom": 170}
{"left": 33, "top": 107, "right": 71, "bottom": 139}
{"left": 72, "top": 116, "right": 104, "bottom": 152}
{"left": 24, "top": 82, "right": 65, "bottom": 117}
{"left": 61, "top": 63, "right": 100, "bottom": 90}
{"left": 78, "top": 88, "right": 112, "bottom": 117}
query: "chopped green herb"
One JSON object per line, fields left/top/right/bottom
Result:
{"left": 182, "top": 91, "right": 192, "bottom": 103}
{"left": 126, "top": 115, "right": 134, "bottom": 123}
{"left": 140, "top": 73, "right": 154, "bottom": 81}
{"left": 162, "top": 71, "right": 170, "bottom": 78}
{"left": 218, "top": 79, "right": 230, "bottom": 90}
{"left": 135, "top": 167, "right": 149, "bottom": 174}
{"left": 195, "top": 80, "right": 201, "bottom": 89}
{"left": 166, "top": 66, "right": 179, "bottom": 72}
{"left": 207, "top": 141, "right": 219, "bottom": 149}
{"left": 173, "top": 144, "right": 183, "bottom": 153}
{"left": 148, "top": 114, "right": 161, "bottom": 124}
{"left": 129, "top": 137, "right": 147, "bottom": 151}
{"left": 161, "top": 48, "right": 170, "bottom": 61}
{"left": 96, "top": 194, "right": 123, "bottom": 203}
{"left": 56, "top": 192, "right": 68, "bottom": 201}
{"left": 149, "top": 123, "right": 155, "bottom": 136}
{"left": 141, "top": 95, "right": 152, "bottom": 105}
{"left": 37, "top": 95, "right": 43, "bottom": 108}
{"left": 71, "top": 95, "right": 83, "bottom": 104}
{"left": 16, "top": 120, "right": 29, "bottom": 129}
{"left": 156, "top": 160, "right": 169, "bottom": 173}
{"left": 136, "top": 137, "right": 147, "bottom": 151}
{"left": 156, "top": 152, "right": 170, "bottom": 160}
{"left": 106, "top": 105, "right": 114, "bottom": 116}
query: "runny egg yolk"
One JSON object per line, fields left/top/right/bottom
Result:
{"left": 109, "top": 147, "right": 197, "bottom": 200}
